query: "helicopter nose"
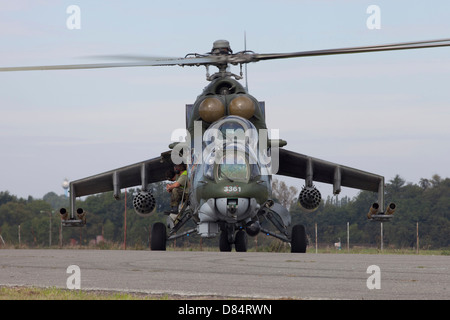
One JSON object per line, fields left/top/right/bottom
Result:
{"left": 216, "top": 198, "right": 252, "bottom": 218}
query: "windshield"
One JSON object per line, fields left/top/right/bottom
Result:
{"left": 202, "top": 115, "right": 259, "bottom": 152}
{"left": 218, "top": 152, "right": 248, "bottom": 181}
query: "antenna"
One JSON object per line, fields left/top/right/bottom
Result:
{"left": 244, "top": 31, "right": 248, "bottom": 92}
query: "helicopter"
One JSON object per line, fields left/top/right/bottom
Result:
{"left": 2, "top": 38, "right": 450, "bottom": 252}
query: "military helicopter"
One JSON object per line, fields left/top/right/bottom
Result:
{"left": 3, "top": 38, "right": 450, "bottom": 252}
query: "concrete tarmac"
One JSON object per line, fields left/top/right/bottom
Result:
{"left": 0, "top": 249, "right": 449, "bottom": 300}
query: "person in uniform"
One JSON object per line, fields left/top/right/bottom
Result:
{"left": 165, "top": 163, "right": 188, "bottom": 214}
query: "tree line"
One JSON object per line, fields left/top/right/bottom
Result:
{"left": 289, "top": 174, "right": 450, "bottom": 249}
{"left": 0, "top": 174, "right": 449, "bottom": 249}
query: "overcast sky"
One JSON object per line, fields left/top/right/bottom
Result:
{"left": 1, "top": 0, "right": 450, "bottom": 200}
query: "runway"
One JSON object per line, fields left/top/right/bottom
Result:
{"left": 0, "top": 249, "right": 449, "bottom": 300}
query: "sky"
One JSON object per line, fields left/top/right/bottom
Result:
{"left": 1, "top": 0, "right": 450, "bottom": 201}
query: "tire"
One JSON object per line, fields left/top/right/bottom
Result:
{"left": 291, "top": 224, "right": 307, "bottom": 253}
{"left": 150, "top": 222, "right": 167, "bottom": 251}
{"left": 234, "top": 230, "right": 248, "bottom": 252}
{"left": 219, "top": 230, "right": 232, "bottom": 252}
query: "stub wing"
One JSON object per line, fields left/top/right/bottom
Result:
{"left": 276, "top": 148, "right": 392, "bottom": 220}
{"left": 277, "top": 149, "right": 383, "bottom": 193}
{"left": 64, "top": 151, "right": 173, "bottom": 224}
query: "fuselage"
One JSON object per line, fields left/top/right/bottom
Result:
{"left": 182, "top": 77, "right": 273, "bottom": 236}
{"left": 189, "top": 116, "right": 271, "bottom": 221}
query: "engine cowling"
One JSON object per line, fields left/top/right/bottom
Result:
{"left": 367, "top": 202, "right": 380, "bottom": 219}
{"left": 76, "top": 208, "right": 86, "bottom": 224}
{"left": 133, "top": 191, "right": 156, "bottom": 217}
{"left": 59, "top": 208, "right": 69, "bottom": 220}
{"left": 298, "top": 186, "right": 321, "bottom": 212}
{"left": 386, "top": 203, "right": 396, "bottom": 215}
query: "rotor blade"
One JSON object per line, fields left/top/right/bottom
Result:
{"left": 85, "top": 54, "right": 180, "bottom": 61}
{"left": 250, "top": 38, "right": 450, "bottom": 62}
{"left": 0, "top": 56, "right": 218, "bottom": 72}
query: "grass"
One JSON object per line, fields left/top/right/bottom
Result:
{"left": 0, "top": 286, "right": 254, "bottom": 300}
{"left": 0, "top": 286, "right": 170, "bottom": 300}
{"left": 305, "top": 246, "right": 450, "bottom": 255}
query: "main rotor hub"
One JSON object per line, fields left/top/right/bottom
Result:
{"left": 212, "top": 40, "right": 232, "bottom": 55}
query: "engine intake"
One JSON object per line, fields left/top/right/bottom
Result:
{"left": 298, "top": 186, "right": 321, "bottom": 212}
{"left": 133, "top": 191, "right": 156, "bottom": 217}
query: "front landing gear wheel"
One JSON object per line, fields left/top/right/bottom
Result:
{"left": 150, "top": 222, "right": 167, "bottom": 251}
{"left": 291, "top": 224, "right": 307, "bottom": 253}
{"left": 234, "top": 230, "right": 248, "bottom": 252}
{"left": 219, "top": 230, "right": 232, "bottom": 252}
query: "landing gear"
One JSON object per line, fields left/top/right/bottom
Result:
{"left": 219, "top": 230, "right": 232, "bottom": 252}
{"left": 150, "top": 222, "right": 167, "bottom": 251}
{"left": 291, "top": 224, "right": 307, "bottom": 253}
{"left": 234, "top": 230, "right": 248, "bottom": 252}
{"left": 150, "top": 202, "right": 307, "bottom": 253}
{"left": 219, "top": 228, "right": 248, "bottom": 252}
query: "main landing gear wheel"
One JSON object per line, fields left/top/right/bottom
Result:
{"left": 150, "top": 222, "right": 167, "bottom": 251}
{"left": 291, "top": 224, "right": 307, "bottom": 253}
{"left": 219, "top": 229, "right": 248, "bottom": 252}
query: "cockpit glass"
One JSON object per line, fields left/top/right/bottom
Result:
{"left": 202, "top": 116, "right": 258, "bottom": 152}
{"left": 219, "top": 163, "right": 248, "bottom": 181}
{"left": 219, "top": 122, "right": 244, "bottom": 137}
{"left": 218, "top": 152, "right": 248, "bottom": 181}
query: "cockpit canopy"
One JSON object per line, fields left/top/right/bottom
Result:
{"left": 203, "top": 115, "right": 259, "bottom": 152}
{"left": 203, "top": 144, "right": 261, "bottom": 182}
{"left": 202, "top": 116, "right": 261, "bottom": 182}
